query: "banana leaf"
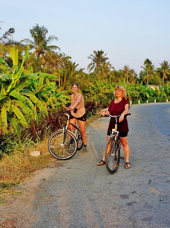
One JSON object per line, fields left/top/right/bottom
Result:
{"left": 23, "top": 92, "right": 47, "bottom": 114}
{"left": 10, "top": 79, "right": 35, "bottom": 93}
{"left": 10, "top": 90, "right": 26, "bottom": 103}
{"left": 9, "top": 117, "right": 22, "bottom": 140}
{"left": 0, "top": 94, "right": 5, "bottom": 101}
{"left": 6, "top": 57, "right": 25, "bottom": 94}
{"left": 0, "top": 74, "right": 12, "bottom": 82}
{"left": 13, "top": 100, "right": 34, "bottom": 119}
{"left": 1, "top": 104, "right": 8, "bottom": 131}
{"left": 55, "top": 91, "right": 63, "bottom": 98}
{"left": 10, "top": 47, "right": 18, "bottom": 66}
{"left": 0, "top": 57, "right": 12, "bottom": 74}
{"left": 11, "top": 104, "right": 28, "bottom": 127}
{"left": 34, "top": 72, "right": 59, "bottom": 80}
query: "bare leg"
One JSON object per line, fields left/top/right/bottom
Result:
{"left": 69, "top": 118, "right": 76, "bottom": 133}
{"left": 97, "top": 135, "right": 110, "bottom": 165}
{"left": 120, "top": 136, "right": 130, "bottom": 164}
{"left": 102, "top": 135, "right": 110, "bottom": 161}
{"left": 78, "top": 120, "right": 86, "bottom": 145}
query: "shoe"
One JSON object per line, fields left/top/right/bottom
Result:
{"left": 83, "top": 146, "right": 87, "bottom": 153}
{"left": 124, "top": 162, "right": 131, "bottom": 169}
{"left": 97, "top": 160, "right": 105, "bottom": 166}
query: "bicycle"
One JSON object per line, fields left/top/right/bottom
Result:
{"left": 48, "top": 111, "right": 84, "bottom": 160}
{"left": 104, "top": 113, "right": 131, "bottom": 174}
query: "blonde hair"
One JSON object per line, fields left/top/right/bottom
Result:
{"left": 114, "top": 85, "right": 127, "bottom": 98}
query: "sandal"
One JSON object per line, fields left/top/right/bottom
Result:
{"left": 124, "top": 162, "right": 131, "bottom": 169}
{"left": 97, "top": 160, "right": 105, "bottom": 166}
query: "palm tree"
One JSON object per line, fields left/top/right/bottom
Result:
{"left": 88, "top": 50, "right": 111, "bottom": 82}
{"left": 0, "top": 27, "right": 15, "bottom": 43}
{"left": 59, "top": 61, "right": 89, "bottom": 90}
{"left": 140, "top": 58, "right": 154, "bottom": 85}
{"left": 0, "top": 24, "right": 15, "bottom": 59}
{"left": 87, "top": 50, "right": 109, "bottom": 72}
{"left": 20, "top": 24, "right": 60, "bottom": 71}
{"left": 157, "top": 61, "right": 170, "bottom": 84}
{"left": 122, "top": 65, "right": 130, "bottom": 84}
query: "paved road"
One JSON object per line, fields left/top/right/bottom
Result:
{"left": 0, "top": 103, "right": 170, "bottom": 228}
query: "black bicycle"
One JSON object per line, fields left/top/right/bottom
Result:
{"left": 104, "top": 113, "right": 131, "bottom": 174}
{"left": 48, "top": 111, "right": 83, "bottom": 160}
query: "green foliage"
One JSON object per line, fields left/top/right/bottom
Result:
{"left": 1, "top": 25, "right": 170, "bottom": 155}
{"left": 10, "top": 47, "right": 18, "bottom": 66}
{"left": 0, "top": 49, "right": 67, "bottom": 137}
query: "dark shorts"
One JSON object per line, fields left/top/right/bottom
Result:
{"left": 107, "top": 130, "right": 128, "bottom": 137}
{"left": 70, "top": 113, "right": 86, "bottom": 122}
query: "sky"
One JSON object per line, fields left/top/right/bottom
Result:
{"left": 1, "top": 0, "right": 170, "bottom": 74}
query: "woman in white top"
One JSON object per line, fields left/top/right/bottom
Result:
{"left": 68, "top": 83, "right": 87, "bottom": 152}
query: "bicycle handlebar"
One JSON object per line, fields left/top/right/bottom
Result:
{"left": 101, "top": 113, "right": 131, "bottom": 118}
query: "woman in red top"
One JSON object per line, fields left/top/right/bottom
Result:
{"left": 97, "top": 85, "right": 131, "bottom": 169}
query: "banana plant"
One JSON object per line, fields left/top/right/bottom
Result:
{"left": 0, "top": 48, "right": 47, "bottom": 132}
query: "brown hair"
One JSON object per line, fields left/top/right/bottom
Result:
{"left": 72, "top": 83, "right": 79, "bottom": 88}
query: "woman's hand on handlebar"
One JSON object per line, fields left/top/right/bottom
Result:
{"left": 101, "top": 110, "right": 110, "bottom": 117}
{"left": 101, "top": 112, "right": 106, "bottom": 117}
{"left": 65, "top": 106, "right": 70, "bottom": 111}
{"left": 66, "top": 106, "right": 73, "bottom": 111}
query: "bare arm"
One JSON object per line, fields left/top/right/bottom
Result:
{"left": 101, "top": 108, "right": 110, "bottom": 116}
{"left": 119, "top": 103, "right": 129, "bottom": 122}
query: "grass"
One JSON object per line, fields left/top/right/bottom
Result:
{"left": 0, "top": 137, "right": 56, "bottom": 204}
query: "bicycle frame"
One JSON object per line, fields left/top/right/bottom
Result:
{"left": 64, "top": 112, "right": 79, "bottom": 136}
{"left": 63, "top": 112, "right": 83, "bottom": 149}
{"left": 109, "top": 114, "right": 120, "bottom": 141}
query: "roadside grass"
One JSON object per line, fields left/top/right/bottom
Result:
{"left": 0, "top": 137, "right": 55, "bottom": 204}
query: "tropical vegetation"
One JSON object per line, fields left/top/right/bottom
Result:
{"left": 0, "top": 22, "right": 170, "bottom": 157}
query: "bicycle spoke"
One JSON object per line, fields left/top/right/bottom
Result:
{"left": 105, "top": 138, "right": 120, "bottom": 174}
{"left": 48, "top": 130, "right": 77, "bottom": 160}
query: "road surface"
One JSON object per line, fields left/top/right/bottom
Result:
{"left": 0, "top": 103, "right": 170, "bottom": 228}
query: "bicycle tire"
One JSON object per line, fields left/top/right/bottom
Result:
{"left": 104, "top": 137, "right": 120, "bottom": 174}
{"left": 71, "top": 123, "right": 84, "bottom": 150}
{"left": 75, "top": 127, "right": 83, "bottom": 150}
{"left": 48, "top": 129, "right": 77, "bottom": 160}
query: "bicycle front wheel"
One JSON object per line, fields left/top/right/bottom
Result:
{"left": 48, "top": 129, "right": 77, "bottom": 160}
{"left": 104, "top": 137, "right": 120, "bottom": 174}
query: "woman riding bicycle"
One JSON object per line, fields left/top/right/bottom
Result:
{"left": 97, "top": 85, "right": 131, "bottom": 169}
{"left": 67, "top": 83, "right": 87, "bottom": 152}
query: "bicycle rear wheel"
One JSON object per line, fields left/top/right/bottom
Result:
{"left": 75, "top": 127, "right": 83, "bottom": 150}
{"left": 104, "top": 137, "right": 120, "bottom": 174}
{"left": 48, "top": 129, "right": 77, "bottom": 160}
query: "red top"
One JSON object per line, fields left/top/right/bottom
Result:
{"left": 108, "top": 98, "right": 129, "bottom": 132}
